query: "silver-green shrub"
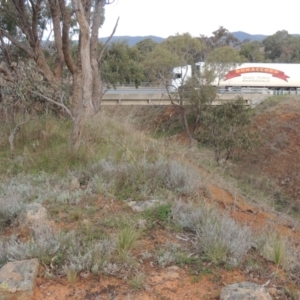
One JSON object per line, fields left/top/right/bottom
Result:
{"left": 64, "top": 238, "right": 116, "bottom": 274}
{"left": 91, "top": 158, "right": 201, "bottom": 200}
{"left": 171, "top": 200, "right": 254, "bottom": 266}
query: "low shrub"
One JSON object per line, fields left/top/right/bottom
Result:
{"left": 171, "top": 200, "right": 254, "bottom": 266}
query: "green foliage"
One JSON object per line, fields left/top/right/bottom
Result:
{"left": 100, "top": 41, "right": 145, "bottom": 89}
{"left": 195, "top": 98, "right": 256, "bottom": 164}
{"left": 143, "top": 46, "right": 181, "bottom": 85}
{"left": 143, "top": 203, "right": 172, "bottom": 225}
{"left": 240, "top": 41, "right": 265, "bottom": 62}
{"left": 134, "top": 38, "right": 158, "bottom": 58}
{"left": 262, "top": 30, "right": 300, "bottom": 62}
{"left": 144, "top": 33, "right": 202, "bottom": 85}
{"left": 206, "top": 46, "right": 245, "bottom": 85}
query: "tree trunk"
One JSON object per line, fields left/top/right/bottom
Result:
{"left": 90, "top": 0, "right": 105, "bottom": 112}
{"left": 70, "top": 0, "right": 94, "bottom": 152}
{"left": 71, "top": 71, "right": 83, "bottom": 114}
{"left": 180, "top": 106, "right": 194, "bottom": 147}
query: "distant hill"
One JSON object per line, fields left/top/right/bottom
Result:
{"left": 98, "top": 35, "right": 164, "bottom": 46}
{"left": 231, "top": 31, "right": 300, "bottom": 42}
{"left": 231, "top": 31, "right": 267, "bottom": 42}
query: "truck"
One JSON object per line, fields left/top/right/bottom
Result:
{"left": 171, "top": 62, "right": 300, "bottom": 93}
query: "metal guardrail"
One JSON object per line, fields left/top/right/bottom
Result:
{"left": 101, "top": 93, "right": 254, "bottom": 106}
{"left": 102, "top": 85, "right": 300, "bottom": 106}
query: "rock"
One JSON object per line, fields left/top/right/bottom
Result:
{"left": 127, "top": 199, "right": 162, "bottom": 212}
{"left": 267, "top": 287, "right": 277, "bottom": 297}
{"left": 18, "top": 203, "right": 48, "bottom": 237}
{"left": 70, "top": 177, "right": 80, "bottom": 191}
{"left": 0, "top": 259, "right": 39, "bottom": 300}
{"left": 220, "top": 282, "right": 272, "bottom": 300}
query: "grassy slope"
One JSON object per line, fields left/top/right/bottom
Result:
{"left": 1, "top": 101, "right": 300, "bottom": 299}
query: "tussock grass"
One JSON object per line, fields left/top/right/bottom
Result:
{"left": 128, "top": 272, "right": 146, "bottom": 291}
{"left": 116, "top": 226, "right": 140, "bottom": 262}
{"left": 261, "top": 232, "right": 294, "bottom": 270}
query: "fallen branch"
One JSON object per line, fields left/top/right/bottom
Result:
{"left": 30, "top": 90, "right": 74, "bottom": 120}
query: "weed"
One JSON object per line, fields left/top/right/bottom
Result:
{"left": 128, "top": 273, "right": 146, "bottom": 291}
{"left": 273, "top": 238, "right": 286, "bottom": 268}
{"left": 79, "top": 223, "right": 107, "bottom": 243}
{"left": 116, "top": 227, "right": 139, "bottom": 259}
{"left": 143, "top": 203, "right": 172, "bottom": 226}
{"left": 66, "top": 268, "right": 78, "bottom": 283}
{"left": 69, "top": 207, "right": 83, "bottom": 222}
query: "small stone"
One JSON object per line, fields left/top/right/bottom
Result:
{"left": 268, "top": 287, "right": 277, "bottom": 296}
{"left": 127, "top": 199, "right": 162, "bottom": 212}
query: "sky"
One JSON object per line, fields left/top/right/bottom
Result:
{"left": 99, "top": 0, "right": 300, "bottom": 38}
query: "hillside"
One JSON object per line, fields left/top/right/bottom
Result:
{"left": 1, "top": 97, "right": 300, "bottom": 299}
{"left": 98, "top": 32, "right": 300, "bottom": 46}
{"left": 98, "top": 35, "right": 164, "bottom": 46}
{"left": 231, "top": 31, "right": 268, "bottom": 42}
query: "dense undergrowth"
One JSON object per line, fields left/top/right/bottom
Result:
{"left": 1, "top": 104, "right": 300, "bottom": 297}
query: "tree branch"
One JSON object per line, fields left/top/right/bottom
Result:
{"left": 58, "top": 0, "right": 76, "bottom": 74}
{"left": 0, "top": 31, "right": 13, "bottom": 67}
{"left": 0, "top": 64, "right": 14, "bottom": 82}
{"left": 98, "top": 16, "right": 119, "bottom": 63}
{"left": 0, "top": 29, "right": 34, "bottom": 58}
{"left": 30, "top": 90, "right": 74, "bottom": 120}
{"left": 91, "top": 0, "right": 104, "bottom": 58}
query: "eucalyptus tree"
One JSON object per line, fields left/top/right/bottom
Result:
{"left": 144, "top": 33, "right": 202, "bottom": 146}
{"left": 0, "top": 0, "right": 118, "bottom": 151}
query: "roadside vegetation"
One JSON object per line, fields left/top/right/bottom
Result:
{"left": 1, "top": 100, "right": 300, "bottom": 298}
